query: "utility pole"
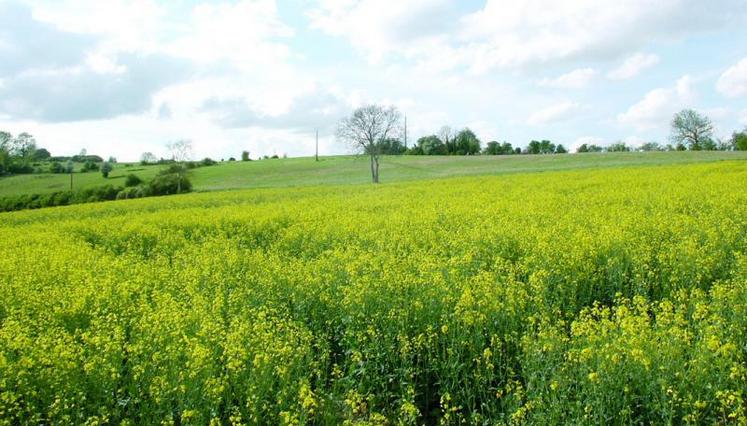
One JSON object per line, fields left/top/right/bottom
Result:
{"left": 404, "top": 115, "right": 408, "bottom": 148}
{"left": 315, "top": 128, "right": 319, "bottom": 162}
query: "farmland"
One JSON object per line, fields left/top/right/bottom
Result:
{"left": 1, "top": 150, "right": 746, "bottom": 197}
{"left": 2, "top": 158, "right": 747, "bottom": 424}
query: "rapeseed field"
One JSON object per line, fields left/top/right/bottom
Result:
{"left": 1, "top": 161, "right": 746, "bottom": 424}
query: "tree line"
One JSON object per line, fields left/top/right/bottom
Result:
{"left": 337, "top": 105, "right": 747, "bottom": 183}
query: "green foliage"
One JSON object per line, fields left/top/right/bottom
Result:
{"left": 124, "top": 174, "right": 143, "bottom": 187}
{"left": 577, "top": 143, "right": 604, "bottom": 153}
{"left": 606, "top": 142, "right": 630, "bottom": 152}
{"left": 81, "top": 160, "right": 100, "bottom": 172}
{"left": 670, "top": 109, "right": 714, "bottom": 150}
{"left": 527, "top": 140, "right": 556, "bottom": 154}
{"left": 241, "top": 150, "right": 251, "bottom": 161}
{"left": 100, "top": 161, "right": 113, "bottom": 178}
{"left": 732, "top": 129, "right": 747, "bottom": 151}
{"left": 417, "top": 135, "right": 447, "bottom": 155}
{"left": 555, "top": 144, "right": 568, "bottom": 154}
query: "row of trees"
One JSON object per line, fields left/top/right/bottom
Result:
{"left": 337, "top": 105, "right": 747, "bottom": 183}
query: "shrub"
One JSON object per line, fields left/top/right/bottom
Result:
{"left": 124, "top": 174, "right": 143, "bottom": 187}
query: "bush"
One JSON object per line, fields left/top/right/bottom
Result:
{"left": 149, "top": 171, "right": 192, "bottom": 196}
{"left": 48, "top": 162, "right": 64, "bottom": 174}
{"left": 81, "top": 160, "right": 100, "bottom": 172}
{"left": 116, "top": 185, "right": 149, "bottom": 200}
{"left": 124, "top": 174, "right": 143, "bottom": 187}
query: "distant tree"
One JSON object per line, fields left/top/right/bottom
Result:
{"left": 514, "top": 147, "right": 522, "bottom": 154}
{"left": 82, "top": 160, "right": 100, "bottom": 172}
{"left": 484, "top": 141, "right": 500, "bottom": 155}
{"left": 670, "top": 109, "right": 713, "bottom": 151}
{"left": 140, "top": 152, "right": 157, "bottom": 165}
{"left": 337, "top": 104, "right": 402, "bottom": 183}
{"left": 555, "top": 144, "right": 568, "bottom": 154}
{"left": 167, "top": 139, "right": 193, "bottom": 163}
{"left": 732, "top": 129, "right": 747, "bottom": 151}
{"left": 528, "top": 140, "right": 555, "bottom": 154}
{"left": 454, "top": 128, "right": 481, "bottom": 155}
{"left": 0, "top": 131, "right": 10, "bottom": 174}
{"left": 638, "top": 142, "right": 662, "bottom": 152}
{"left": 229, "top": 157, "right": 237, "bottom": 161}
{"left": 65, "top": 160, "right": 74, "bottom": 173}
{"left": 101, "top": 161, "right": 113, "bottom": 178}
{"left": 12, "top": 132, "right": 37, "bottom": 161}
{"left": 124, "top": 174, "right": 143, "bottom": 187}
{"left": 606, "top": 142, "right": 630, "bottom": 152}
{"left": 241, "top": 150, "right": 250, "bottom": 161}
{"left": 577, "top": 143, "right": 604, "bottom": 153}
{"left": 417, "top": 135, "right": 447, "bottom": 155}
{"left": 33, "top": 148, "right": 51, "bottom": 161}
{"left": 373, "top": 138, "right": 406, "bottom": 155}
{"left": 108, "top": 156, "right": 117, "bottom": 163}
{"left": 438, "top": 126, "right": 456, "bottom": 154}
{"left": 165, "top": 140, "right": 192, "bottom": 193}
{"left": 79, "top": 148, "right": 87, "bottom": 157}
{"left": 48, "top": 162, "right": 63, "bottom": 173}
{"left": 701, "top": 137, "right": 718, "bottom": 151}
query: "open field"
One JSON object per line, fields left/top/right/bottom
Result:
{"left": 2, "top": 159, "right": 747, "bottom": 423}
{"left": 1, "top": 150, "right": 746, "bottom": 197}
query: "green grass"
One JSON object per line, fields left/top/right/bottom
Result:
{"left": 1, "top": 151, "right": 745, "bottom": 198}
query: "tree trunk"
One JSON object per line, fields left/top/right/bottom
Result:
{"left": 370, "top": 154, "right": 379, "bottom": 183}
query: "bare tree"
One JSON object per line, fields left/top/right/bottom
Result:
{"left": 670, "top": 109, "right": 714, "bottom": 150}
{"left": 337, "top": 105, "right": 402, "bottom": 183}
{"left": 167, "top": 139, "right": 193, "bottom": 163}
{"left": 165, "top": 139, "right": 193, "bottom": 193}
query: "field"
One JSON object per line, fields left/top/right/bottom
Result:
{"left": 1, "top": 150, "right": 747, "bottom": 197}
{"left": 2, "top": 156, "right": 747, "bottom": 424}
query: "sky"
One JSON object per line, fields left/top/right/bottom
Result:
{"left": 1, "top": 0, "right": 746, "bottom": 161}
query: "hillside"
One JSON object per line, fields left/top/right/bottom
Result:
{"left": 1, "top": 151, "right": 746, "bottom": 198}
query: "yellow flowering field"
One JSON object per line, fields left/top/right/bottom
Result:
{"left": 1, "top": 160, "right": 747, "bottom": 424}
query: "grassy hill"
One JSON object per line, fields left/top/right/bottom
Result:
{"left": 0, "top": 151, "right": 745, "bottom": 198}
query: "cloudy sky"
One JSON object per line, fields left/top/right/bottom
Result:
{"left": 1, "top": 0, "right": 746, "bottom": 161}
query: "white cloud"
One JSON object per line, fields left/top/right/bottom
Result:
{"left": 308, "top": 0, "right": 452, "bottom": 63}
{"left": 617, "top": 75, "right": 695, "bottom": 130}
{"left": 526, "top": 101, "right": 579, "bottom": 125}
{"left": 607, "top": 53, "right": 659, "bottom": 80}
{"left": 538, "top": 68, "right": 596, "bottom": 89}
{"left": 716, "top": 58, "right": 747, "bottom": 98}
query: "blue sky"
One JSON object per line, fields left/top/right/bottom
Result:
{"left": 1, "top": 0, "right": 746, "bottom": 161}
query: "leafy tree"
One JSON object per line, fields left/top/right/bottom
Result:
{"left": 732, "top": 129, "right": 747, "bottom": 151}
{"left": 101, "top": 161, "right": 113, "bottom": 178}
{"left": 576, "top": 143, "right": 603, "bottom": 153}
{"left": 337, "top": 104, "right": 402, "bottom": 183}
{"left": 454, "top": 128, "right": 481, "bottom": 155}
{"left": 81, "top": 160, "right": 100, "bottom": 172}
{"left": 638, "top": 142, "right": 662, "bottom": 152}
{"left": 0, "top": 131, "right": 10, "bottom": 174}
{"left": 32, "top": 148, "right": 51, "bottom": 161}
{"left": 241, "top": 150, "right": 251, "bottom": 161}
{"left": 484, "top": 141, "right": 500, "bottom": 155}
{"left": 125, "top": 174, "right": 143, "bottom": 187}
{"left": 372, "top": 138, "right": 406, "bottom": 155}
{"left": 606, "top": 142, "right": 630, "bottom": 152}
{"left": 417, "top": 135, "right": 447, "bottom": 155}
{"left": 65, "top": 160, "right": 74, "bottom": 174}
{"left": 438, "top": 126, "right": 456, "bottom": 154}
{"left": 555, "top": 144, "right": 568, "bottom": 154}
{"left": 12, "top": 132, "right": 37, "bottom": 161}
{"left": 670, "top": 109, "right": 713, "bottom": 150}
{"left": 528, "top": 140, "right": 555, "bottom": 154}
{"left": 48, "top": 162, "right": 63, "bottom": 174}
